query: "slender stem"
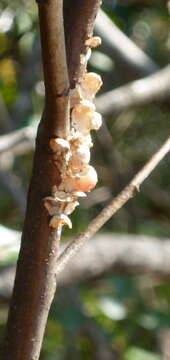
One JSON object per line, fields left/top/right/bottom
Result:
{"left": 131, "top": 137, "right": 170, "bottom": 186}
{"left": 38, "top": 0, "right": 70, "bottom": 138}
{"left": 56, "top": 136, "right": 170, "bottom": 274}
{"left": 38, "top": 0, "right": 69, "bottom": 97}
{"left": 1, "top": 0, "right": 69, "bottom": 359}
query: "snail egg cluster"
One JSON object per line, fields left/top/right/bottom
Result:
{"left": 44, "top": 37, "right": 102, "bottom": 229}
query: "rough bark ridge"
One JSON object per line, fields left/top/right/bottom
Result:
{"left": 1, "top": 1, "right": 101, "bottom": 359}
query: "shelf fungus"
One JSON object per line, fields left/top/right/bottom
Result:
{"left": 44, "top": 36, "right": 102, "bottom": 230}
{"left": 80, "top": 72, "right": 103, "bottom": 100}
{"left": 85, "top": 36, "right": 101, "bottom": 48}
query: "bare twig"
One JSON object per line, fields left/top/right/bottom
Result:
{"left": 95, "top": 9, "right": 158, "bottom": 78}
{"left": 56, "top": 136, "right": 170, "bottom": 274}
{"left": 96, "top": 65, "right": 170, "bottom": 116}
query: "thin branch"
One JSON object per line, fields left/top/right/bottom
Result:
{"left": 2, "top": 0, "right": 70, "bottom": 358}
{"left": 38, "top": 0, "right": 69, "bottom": 97}
{"left": 95, "top": 9, "right": 158, "bottom": 78}
{"left": 38, "top": 0, "right": 70, "bottom": 138}
{"left": 96, "top": 65, "right": 170, "bottom": 116}
{"left": 56, "top": 136, "right": 170, "bottom": 274}
{"left": 131, "top": 138, "right": 170, "bottom": 187}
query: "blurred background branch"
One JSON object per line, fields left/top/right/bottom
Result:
{"left": 95, "top": 9, "right": 158, "bottom": 80}
{"left": 96, "top": 65, "right": 170, "bottom": 116}
{"left": 2, "top": 233, "right": 170, "bottom": 300}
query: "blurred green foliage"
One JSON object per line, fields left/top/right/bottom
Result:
{"left": 1, "top": 0, "right": 170, "bottom": 358}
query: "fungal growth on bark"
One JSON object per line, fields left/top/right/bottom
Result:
{"left": 44, "top": 36, "right": 102, "bottom": 229}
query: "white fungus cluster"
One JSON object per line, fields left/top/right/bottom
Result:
{"left": 44, "top": 37, "right": 102, "bottom": 229}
